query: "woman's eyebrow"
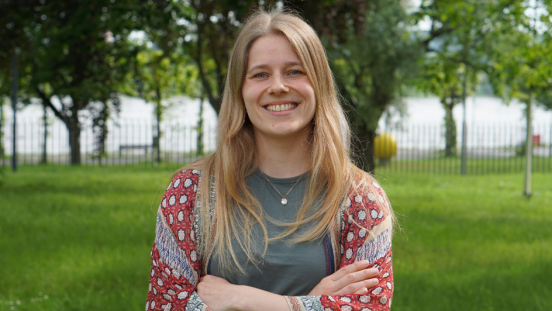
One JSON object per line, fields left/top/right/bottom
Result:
{"left": 247, "top": 61, "right": 303, "bottom": 73}
{"left": 283, "top": 61, "right": 302, "bottom": 67}
{"left": 247, "top": 64, "right": 269, "bottom": 73}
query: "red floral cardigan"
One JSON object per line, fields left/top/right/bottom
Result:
{"left": 146, "top": 169, "right": 394, "bottom": 311}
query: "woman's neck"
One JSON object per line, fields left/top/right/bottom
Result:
{"left": 254, "top": 130, "right": 311, "bottom": 178}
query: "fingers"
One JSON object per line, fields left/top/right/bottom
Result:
{"left": 334, "top": 266, "right": 379, "bottom": 290}
{"left": 323, "top": 261, "right": 382, "bottom": 295}
{"left": 364, "top": 267, "right": 379, "bottom": 279}
{"left": 329, "top": 260, "right": 371, "bottom": 281}
{"left": 338, "top": 278, "right": 379, "bottom": 295}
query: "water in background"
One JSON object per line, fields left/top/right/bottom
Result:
{"left": 381, "top": 96, "right": 551, "bottom": 127}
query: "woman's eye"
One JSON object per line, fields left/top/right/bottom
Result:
{"left": 253, "top": 73, "right": 268, "bottom": 78}
{"left": 289, "top": 70, "right": 302, "bottom": 76}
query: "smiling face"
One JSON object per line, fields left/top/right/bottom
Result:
{"left": 241, "top": 34, "right": 316, "bottom": 142}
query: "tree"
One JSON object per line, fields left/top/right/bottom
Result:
{"left": 486, "top": 0, "right": 552, "bottom": 196}
{"left": 88, "top": 93, "right": 121, "bottom": 162}
{"left": 416, "top": 55, "right": 463, "bottom": 157}
{"left": 329, "top": 0, "right": 422, "bottom": 172}
{"left": 488, "top": 1, "right": 552, "bottom": 106}
{"left": 113, "top": 0, "right": 205, "bottom": 164}
{"left": 413, "top": 0, "right": 524, "bottom": 158}
{"left": 0, "top": 0, "right": 142, "bottom": 165}
{"left": 122, "top": 44, "right": 200, "bottom": 163}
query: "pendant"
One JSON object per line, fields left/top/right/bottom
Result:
{"left": 281, "top": 198, "right": 288, "bottom": 205}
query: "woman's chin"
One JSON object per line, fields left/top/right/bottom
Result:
{"left": 254, "top": 125, "right": 310, "bottom": 140}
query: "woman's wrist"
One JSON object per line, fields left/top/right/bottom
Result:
{"left": 234, "top": 285, "right": 289, "bottom": 311}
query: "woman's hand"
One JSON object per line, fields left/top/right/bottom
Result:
{"left": 197, "top": 275, "right": 242, "bottom": 311}
{"left": 197, "top": 275, "right": 290, "bottom": 311}
{"left": 308, "top": 260, "right": 380, "bottom": 296}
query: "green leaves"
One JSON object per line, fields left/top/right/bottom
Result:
{"left": 330, "top": 0, "right": 421, "bottom": 131}
{"left": 486, "top": 0, "right": 552, "bottom": 107}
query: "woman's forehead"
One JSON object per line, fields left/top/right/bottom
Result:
{"left": 247, "top": 34, "right": 301, "bottom": 67}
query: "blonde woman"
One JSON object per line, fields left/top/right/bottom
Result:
{"left": 146, "top": 10, "right": 394, "bottom": 311}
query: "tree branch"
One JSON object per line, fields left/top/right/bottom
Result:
{"left": 422, "top": 25, "right": 454, "bottom": 52}
{"left": 34, "top": 86, "right": 66, "bottom": 123}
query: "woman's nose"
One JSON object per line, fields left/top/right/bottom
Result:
{"left": 268, "top": 74, "right": 289, "bottom": 94}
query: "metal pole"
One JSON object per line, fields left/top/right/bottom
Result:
{"left": 524, "top": 91, "right": 533, "bottom": 198}
{"left": 11, "top": 55, "right": 18, "bottom": 172}
{"left": 524, "top": 0, "right": 538, "bottom": 197}
{"left": 42, "top": 102, "right": 48, "bottom": 164}
{"left": 461, "top": 64, "right": 468, "bottom": 175}
{"left": 0, "top": 79, "right": 3, "bottom": 166}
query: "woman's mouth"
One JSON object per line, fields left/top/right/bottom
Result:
{"left": 264, "top": 103, "right": 298, "bottom": 112}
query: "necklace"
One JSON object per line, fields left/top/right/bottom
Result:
{"left": 260, "top": 171, "right": 303, "bottom": 206}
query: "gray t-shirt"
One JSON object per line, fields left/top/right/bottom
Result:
{"left": 209, "top": 169, "right": 327, "bottom": 295}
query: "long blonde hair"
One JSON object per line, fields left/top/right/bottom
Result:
{"left": 182, "top": 10, "right": 387, "bottom": 275}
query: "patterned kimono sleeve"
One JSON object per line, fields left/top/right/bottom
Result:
{"left": 284, "top": 177, "right": 394, "bottom": 311}
{"left": 146, "top": 170, "right": 208, "bottom": 311}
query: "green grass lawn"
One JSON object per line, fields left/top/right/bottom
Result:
{"left": 0, "top": 165, "right": 177, "bottom": 311}
{"left": 1, "top": 165, "right": 551, "bottom": 310}
{"left": 373, "top": 171, "right": 552, "bottom": 311}
{"left": 377, "top": 156, "right": 552, "bottom": 175}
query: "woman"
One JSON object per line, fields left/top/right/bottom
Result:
{"left": 146, "top": 10, "right": 394, "bottom": 311}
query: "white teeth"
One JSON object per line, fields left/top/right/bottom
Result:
{"left": 266, "top": 103, "right": 297, "bottom": 112}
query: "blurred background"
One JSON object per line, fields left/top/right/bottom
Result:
{"left": 0, "top": 0, "right": 551, "bottom": 310}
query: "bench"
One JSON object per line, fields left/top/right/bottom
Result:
{"left": 119, "top": 144, "right": 152, "bottom": 157}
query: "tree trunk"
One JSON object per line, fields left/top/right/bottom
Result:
{"left": 194, "top": 33, "right": 221, "bottom": 114}
{"left": 66, "top": 114, "right": 81, "bottom": 165}
{"left": 92, "top": 101, "right": 110, "bottom": 165}
{"left": 154, "top": 88, "right": 162, "bottom": 164}
{"left": 356, "top": 126, "right": 377, "bottom": 174}
{"left": 196, "top": 97, "right": 204, "bottom": 156}
{"left": 443, "top": 97, "right": 457, "bottom": 157}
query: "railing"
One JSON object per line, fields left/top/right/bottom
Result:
{"left": 0, "top": 118, "right": 216, "bottom": 166}
{"left": 374, "top": 122, "right": 552, "bottom": 174}
{"left": 1, "top": 119, "right": 551, "bottom": 174}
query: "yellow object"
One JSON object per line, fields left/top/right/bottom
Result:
{"left": 374, "top": 133, "right": 397, "bottom": 159}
